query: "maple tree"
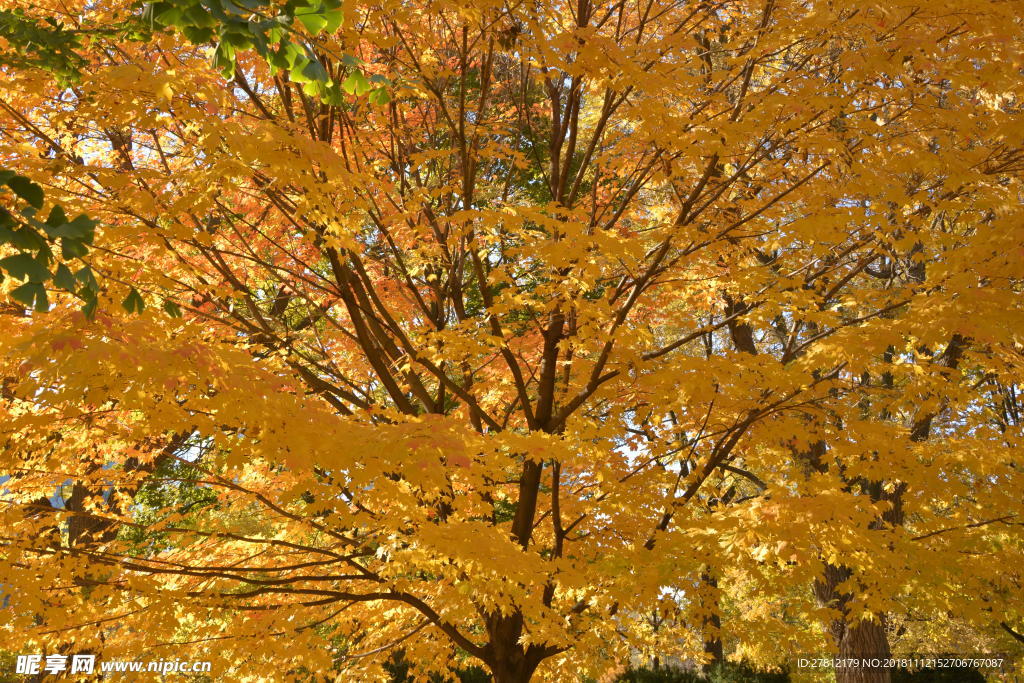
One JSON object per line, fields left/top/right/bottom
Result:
{"left": 1, "top": 0, "right": 1022, "bottom": 681}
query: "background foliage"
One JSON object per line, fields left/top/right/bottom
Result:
{"left": 0, "top": 0, "right": 1021, "bottom": 680}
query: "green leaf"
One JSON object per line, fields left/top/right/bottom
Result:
{"left": 295, "top": 3, "right": 328, "bottom": 33}
{"left": 122, "top": 287, "right": 145, "bottom": 314}
{"left": 368, "top": 86, "right": 391, "bottom": 105}
{"left": 266, "top": 24, "right": 285, "bottom": 44}
{"left": 323, "top": 83, "right": 343, "bottom": 106}
{"left": 181, "top": 25, "right": 215, "bottom": 43}
{"left": 7, "top": 175, "right": 44, "bottom": 208}
{"left": 0, "top": 253, "right": 50, "bottom": 282}
{"left": 53, "top": 263, "right": 76, "bottom": 291}
{"left": 323, "top": 7, "right": 342, "bottom": 33}
{"left": 45, "top": 204, "right": 67, "bottom": 228}
{"left": 81, "top": 293, "right": 97, "bottom": 319}
{"left": 223, "top": 31, "right": 255, "bottom": 51}
{"left": 61, "top": 237, "right": 89, "bottom": 259}
{"left": 341, "top": 70, "right": 370, "bottom": 95}
{"left": 154, "top": 6, "right": 184, "bottom": 27}
{"left": 268, "top": 44, "right": 289, "bottom": 70}
{"left": 212, "top": 42, "right": 236, "bottom": 78}
{"left": 289, "top": 54, "right": 312, "bottom": 83}
{"left": 10, "top": 281, "right": 48, "bottom": 312}
{"left": 278, "top": 41, "right": 304, "bottom": 70}
{"left": 302, "top": 58, "right": 330, "bottom": 84}
{"left": 163, "top": 299, "right": 183, "bottom": 318}
{"left": 220, "top": 0, "right": 249, "bottom": 17}
{"left": 53, "top": 214, "right": 97, "bottom": 240}
{"left": 75, "top": 265, "right": 99, "bottom": 292}
{"left": 183, "top": 5, "right": 217, "bottom": 28}
{"left": 9, "top": 227, "right": 46, "bottom": 251}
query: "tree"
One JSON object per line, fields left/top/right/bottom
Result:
{"left": 1, "top": 0, "right": 1022, "bottom": 680}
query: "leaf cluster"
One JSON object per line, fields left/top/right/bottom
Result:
{"left": 0, "top": 170, "right": 99, "bottom": 314}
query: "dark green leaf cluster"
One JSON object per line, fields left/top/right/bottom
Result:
{"left": 120, "top": 455, "right": 219, "bottom": 555}
{"left": 142, "top": 0, "right": 391, "bottom": 104}
{"left": 0, "top": 10, "right": 88, "bottom": 84}
{"left": 0, "top": 170, "right": 99, "bottom": 314}
{"left": 0, "top": 10, "right": 149, "bottom": 84}
{"left": 0, "top": 2, "right": 391, "bottom": 105}
{"left": 0, "top": 169, "right": 186, "bottom": 318}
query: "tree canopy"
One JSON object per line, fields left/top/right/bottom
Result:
{"left": 0, "top": 0, "right": 1022, "bottom": 680}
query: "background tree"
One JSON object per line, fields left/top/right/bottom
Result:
{"left": 1, "top": 0, "right": 1022, "bottom": 681}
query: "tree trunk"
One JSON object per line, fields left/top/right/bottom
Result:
{"left": 483, "top": 613, "right": 545, "bottom": 683}
{"left": 700, "top": 569, "right": 723, "bottom": 673}
{"left": 835, "top": 617, "right": 892, "bottom": 683}
{"left": 815, "top": 563, "right": 892, "bottom": 683}
{"left": 490, "top": 661, "right": 540, "bottom": 683}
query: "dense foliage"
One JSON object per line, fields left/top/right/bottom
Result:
{"left": 0, "top": 0, "right": 1021, "bottom": 681}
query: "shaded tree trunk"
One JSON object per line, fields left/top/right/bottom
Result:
{"left": 489, "top": 659, "right": 542, "bottom": 683}
{"left": 801, "top": 438, "right": 895, "bottom": 682}
{"left": 812, "top": 334, "right": 965, "bottom": 683}
{"left": 837, "top": 620, "right": 892, "bottom": 683}
{"left": 482, "top": 613, "right": 546, "bottom": 683}
{"left": 700, "top": 570, "right": 724, "bottom": 673}
{"left": 814, "top": 563, "right": 892, "bottom": 683}
{"left": 479, "top": 455, "right": 559, "bottom": 683}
